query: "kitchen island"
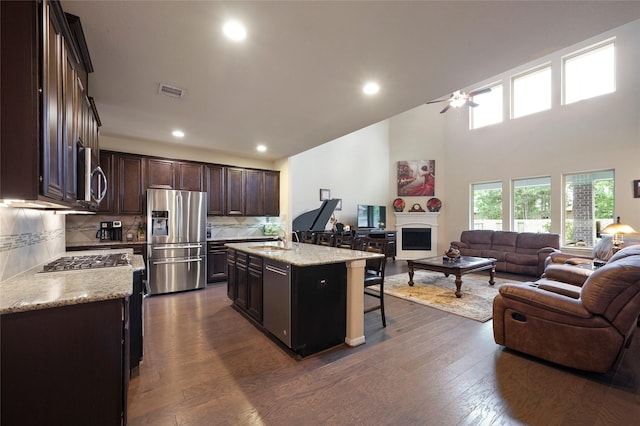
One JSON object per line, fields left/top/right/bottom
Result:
{"left": 225, "top": 241, "right": 383, "bottom": 352}
{"left": 0, "top": 249, "right": 145, "bottom": 426}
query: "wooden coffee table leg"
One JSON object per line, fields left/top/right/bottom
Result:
{"left": 455, "top": 273, "right": 463, "bottom": 298}
{"left": 408, "top": 261, "right": 415, "bottom": 286}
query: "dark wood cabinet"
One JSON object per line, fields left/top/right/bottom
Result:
{"left": 0, "top": 0, "right": 98, "bottom": 208}
{"left": 247, "top": 255, "right": 263, "bottom": 322}
{"left": 264, "top": 171, "right": 280, "bottom": 216}
{"left": 245, "top": 169, "right": 265, "bottom": 216}
{"left": 235, "top": 251, "right": 249, "bottom": 309}
{"left": 207, "top": 242, "right": 228, "bottom": 283}
{"left": 1, "top": 298, "right": 129, "bottom": 425}
{"left": 226, "top": 167, "right": 245, "bottom": 215}
{"left": 97, "top": 151, "right": 144, "bottom": 215}
{"left": 206, "top": 165, "right": 225, "bottom": 215}
{"left": 41, "top": 0, "right": 66, "bottom": 201}
{"left": 118, "top": 154, "right": 145, "bottom": 214}
{"left": 227, "top": 249, "right": 237, "bottom": 300}
{"left": 176, "top": 161, "right": 204, "bottom": 191}
{"left": 147, "top": 158, "right": 175, "bottom": 189}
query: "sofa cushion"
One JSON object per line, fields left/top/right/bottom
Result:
{"left": 460, "top": 230, "right": 493, "bottom": 250}
{"left": 480, "top": 250, "right": 507, "bottom": 262}
{"left": 505, "top": 252, "right": 538, "bottom": 266}
{"left": 516, "top": 232, "right": 560, "bottom": 254}
{"left": 491, "top": 231, "right": 518, "bottom": 252}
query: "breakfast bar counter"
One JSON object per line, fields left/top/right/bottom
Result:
{"left": 225, "top": 241, "right": 383, "bottom": 347}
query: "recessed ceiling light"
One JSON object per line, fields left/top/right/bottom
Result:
{"left": 223, "top": 20, "right": 247, "bottom": 41}
{"left": 172, "top": 130, "right": 185, "bottom": 138}
{"left": 256, "top": 145, "right": 267, "bottom": 153}
{"left": 363, "top": 81, "right": 380, "bottom": 95}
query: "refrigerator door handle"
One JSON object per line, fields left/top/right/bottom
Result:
{"left": 152, "top": 257, "right": 202, "bottom": 266}
{"left": 152, "top": 244, "right": 203, "bottom": 250}
{"left": 177, "top": 192, "right": 183, "bottom": 242}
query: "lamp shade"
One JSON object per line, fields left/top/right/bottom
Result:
{"left": 601, "top": 217, "right": 637, "bottom": 235}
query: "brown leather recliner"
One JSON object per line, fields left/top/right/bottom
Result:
{"left": 493, "top": 245, "right": 640, "bottom": 373}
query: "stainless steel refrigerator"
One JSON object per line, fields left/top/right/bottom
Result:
{"left": 146, "top": 189, "right": 207, "bottom": 295}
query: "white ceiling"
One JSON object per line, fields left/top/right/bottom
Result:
{"left": 61, "top": 1, "right": 640, "bottom": 161}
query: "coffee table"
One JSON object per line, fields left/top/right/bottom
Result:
{"left": 407, "top": 256, "right": 497, "bottom": 298}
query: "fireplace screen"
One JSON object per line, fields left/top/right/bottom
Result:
{"left": 402, "top": 228, "right": 432, "bottom": 250}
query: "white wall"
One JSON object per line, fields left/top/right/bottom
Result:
{"left": 441, "top": 19, "right": 640, "bottom": 247}
{"left": 288, "top": 121, "right": 390, "bottom": 230}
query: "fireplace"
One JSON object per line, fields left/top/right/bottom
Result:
{"left": 393, "top": 212, "right": 439, "bottom": 260}
{"left": 402, "top": 228, "right": 432, "bottom": 250}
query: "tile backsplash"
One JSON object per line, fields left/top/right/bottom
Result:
{"left": 0, "top": 208, "right": 65, "bottom": 281}
{"left": 65, "top": 214, "right": 284, "bottom": 243}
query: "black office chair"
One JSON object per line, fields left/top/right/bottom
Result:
{"left": 359, "top": 237, "right": 387, "bottom": 327}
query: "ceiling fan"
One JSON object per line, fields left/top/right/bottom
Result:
{"left": 426, "top": 87, "right": 492, "bottom": 114}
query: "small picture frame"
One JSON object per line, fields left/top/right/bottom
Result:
{"left": 320, "top": 188, "right": 331, "bottom": 201}
{"left": 634, "top": 180, "right": 640, "bottom": 198}
{"left": 335, "top": 199, "right": 342, "bottom": 211}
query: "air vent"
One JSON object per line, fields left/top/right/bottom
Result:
{"left": 158, "top": 83, "right": 184, "bottom": 98}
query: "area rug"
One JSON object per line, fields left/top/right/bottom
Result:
{"left": 370, "top": 270, "right": 512, "bottom": 322}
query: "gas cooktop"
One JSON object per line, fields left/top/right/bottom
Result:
{"left": 42, "top": 253, "right": 130, "bottom": 272}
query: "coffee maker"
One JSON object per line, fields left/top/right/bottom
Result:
{"left": 96, "top": 221, "right": 123, "bottom": 241}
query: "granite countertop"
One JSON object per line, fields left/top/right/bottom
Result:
{"left": 225, "top": 241, "right": 383, "bottom": 267}
{"left": 0, "top": 249, "right": 145, "bottom": 315}
{"left": 207, "top": 236, "right": 279, "bottom": 242}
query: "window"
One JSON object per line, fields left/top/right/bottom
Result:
{"left": 563, "top": 170, "right": 614, "bottom": 247}
{"left": 472, "top": 182, "right": 502, "bottom": 230}
{"left": 470, "top": 83, "right": 503, "bottom": 129}
{"left": 512, "top": 65, "right": 551, "bottom": 118}
{"left": 512, "top": 177, "right": 551, "bottom": 233}
{"left": 563, "top": 40, "right": 615, "bottom": 105}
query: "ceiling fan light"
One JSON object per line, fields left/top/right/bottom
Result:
{"left": 450, "top": 97, "right": 467, "bottom": 108}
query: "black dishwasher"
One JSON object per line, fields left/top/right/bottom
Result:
{"left": 263, "top": 260, "right": 347, "bottom": 357}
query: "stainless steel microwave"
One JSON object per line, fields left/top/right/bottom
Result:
{"left": 76, "top": 144, "right": 107, "bottom": 208}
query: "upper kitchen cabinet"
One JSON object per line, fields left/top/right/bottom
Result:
{"left": 0, "top": 0, "right": 99, "bottom": 208}
{"left": 118, "top": 154, "right": 145, "bottom": 215}
{"left": 245, "top": 169, "right": 280, "bottom": 217}
{"left": 97, "top": 151, "right": 145, "bottom": 215}
{"left": 226, "top": 167, "right": 245, "bottom": 215}
{"left": 147, "top": 158, "right": 175, "bottom": 189}
{"left": 244, "top": 170, "right": 264, "bottom": 216}
{"left": 264, "top": 171, "right": 280, "bottom": 216}
{"left": 176, "top": 161, "right": 204, "bottom": 191}
{"left": 206, "top": 165, "right": 225, "bottom": 215}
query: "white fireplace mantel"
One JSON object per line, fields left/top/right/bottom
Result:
{"left": 394, "top": 212, "right": 439, "bottom": 260}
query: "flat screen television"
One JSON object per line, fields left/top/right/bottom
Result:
{"left": 357, "top": 204, "right": 386, "bottom": 230}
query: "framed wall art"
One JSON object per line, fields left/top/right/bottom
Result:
{"left": 634, "top": 180, "right": 640, "bottom": 198}
{"left": 397, "top": 160, "right": 436, "bottom": 196}
{"left": 320, "top": 188, "right": 331, "bottom": 201}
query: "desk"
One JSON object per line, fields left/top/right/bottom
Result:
{"left": 407, "top": 255, "right": 497, "bottom": 298}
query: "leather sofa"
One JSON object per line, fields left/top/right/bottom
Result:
{"left": 450, "top": 230, "right": 560, "bottom": 277}
{"left": 493, "top": 245, "right": 640, "bottom": 373}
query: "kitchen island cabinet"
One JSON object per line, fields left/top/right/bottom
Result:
{"left": 225, "top": 242, "right": 383, "bottom": 354}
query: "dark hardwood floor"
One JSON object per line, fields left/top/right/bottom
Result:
{"left": 128, "top": 261, "right": 640, "bottom": 425}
